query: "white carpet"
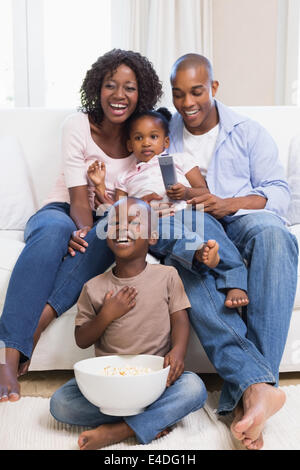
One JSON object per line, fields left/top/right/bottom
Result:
{"left": 0, "top": 386, "right": 300, "bottom": 450}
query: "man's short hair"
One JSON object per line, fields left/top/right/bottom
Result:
{"left": 170, "top": 53, "right": 214, "bottom": 82}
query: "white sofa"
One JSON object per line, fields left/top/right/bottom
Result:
{"left": 0, "top": 106, "right": 300, "bottom": 374}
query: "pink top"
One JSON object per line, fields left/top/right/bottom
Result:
{"left": 115, "top": 152, "right": 198, "bottom": 212}
{"left": 42, "top": 112, "right": 136, "bottom": 211}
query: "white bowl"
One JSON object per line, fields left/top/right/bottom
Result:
{"left": 74, "top": 355, "right": 170, "bottom": 416}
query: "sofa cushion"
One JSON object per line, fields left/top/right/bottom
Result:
{"left": 0, "top": 136, "right": 37, "bottom": 230}
{"left": 287, "top": 134, "right": 300, "bottom": 225}
{"left": 0, "top": 230, "right": 24, "bottom": 242}
{"left": 289, "top": 224, "right": 300, "bottom": 309}
{"left": 0, "top": 238, "right": 25, "bottom": 314}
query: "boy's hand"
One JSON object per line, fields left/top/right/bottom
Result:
{"left": 166, "top": 183, "right": 187, "bottom": 200}
{"left": 163, "top": 347, "right": 185, "bottom": 387}
{"left": 101, "top": 287, "right": 137, "bottom": 321}
{"left": 88, "top": 160, "right": 106, "bottom": 190}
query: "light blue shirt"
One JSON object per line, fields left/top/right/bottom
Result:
{"left": 168, "top": 100, "right": 291, "bottom": 222}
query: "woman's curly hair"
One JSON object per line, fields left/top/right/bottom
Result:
{"left": 79, "top": 49, "right": 163, "bottom": 126}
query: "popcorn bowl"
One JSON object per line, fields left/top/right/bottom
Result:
{"left": 74, "top": 355, "right": 170, "bottom": 416}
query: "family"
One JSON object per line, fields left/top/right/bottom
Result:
{"left": 0, "top": 49, "right": 298, "bottom": 451}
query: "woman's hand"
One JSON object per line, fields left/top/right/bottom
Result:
{"left": 163, "top": 347, "right": 185, "bottom": 387}
{"left": 166, "top": 183, "right": 188, "bottom": 200}
{"left": 68, "top": 226, "right": 91, "bottom": 257}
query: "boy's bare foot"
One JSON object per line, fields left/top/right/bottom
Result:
{"left": 0, "top": 348, "right": 20, "bottom": 402}
{"left": 230, "top": 383, "right": 286, "bottom": 450}
{"left": 194, "top": 240, "right": 220, "bottom": 268}
{"left": 78, "top": 422, "right": 134, "bottom": 450}
{"left": 224, "top": 289, "right": 249, "bottom": 309}
{"left": 78, "top": 423, "right": 171, "bottom": 450}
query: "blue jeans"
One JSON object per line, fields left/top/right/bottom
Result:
{"left": 50, "top": 372, "right": 207, "bottom": 445}
{"left": 150, "top": 211, "right": 248, "bottom": 292}
{"left": 0, "top": 202, "right": 115, "bottom": 360}
{"left": 161, "top": 212, "right": 298, "bottom": 414}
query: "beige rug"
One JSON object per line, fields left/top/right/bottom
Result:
{"left": 0, "top": 386, "right": 300, "bottom": 450}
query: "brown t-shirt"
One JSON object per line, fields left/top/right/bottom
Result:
{"left": 75, "top": 263, "right": 191, "bottom": 357}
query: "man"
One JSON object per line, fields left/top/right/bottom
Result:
{"left": 155, "top": 54, "right": 298, "bottom": 450}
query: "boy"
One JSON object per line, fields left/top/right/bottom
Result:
{"left": 50, "top": 197, "right": 207, "bottom": 450}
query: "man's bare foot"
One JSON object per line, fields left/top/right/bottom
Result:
{"left": 195, "top": 240, "right": 220, "bottom": 268}
{"left": 0, "top": 348, "right": 20, "bottom": 402}
{"left": 224, "top": 289, "right": 249, "bottom": 309}
{"left": 230, "top": 383, "right": 286, "bottom": 450}
{"left": 78, "top": 423, "right": 171, "bottom": 450}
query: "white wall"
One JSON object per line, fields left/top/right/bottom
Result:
{"left": 212, "top": 0, "right": 279, "bottom": 105}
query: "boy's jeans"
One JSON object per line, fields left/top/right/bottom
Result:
{"left": 0, "top": 203, "right": 115, "bottom": 360}
{"left": 50, "top": 372, "right": 207, "bottom": 444}
{"left": 159, "top": 212, "right": 298, "bottom": 413}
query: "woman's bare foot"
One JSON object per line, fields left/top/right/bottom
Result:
{"left": 17, "top": 360, "right": 30, "bottom": 377}
{"left": 78, "top": 423, "right": 171, "bottom": 450}
{"left": 17, "top": 303, "right": 57, "bottom": 377}
{"left": 230, "top": 383, "right": 286, "bottom": 450}
{"left": 224, "top": 289, "right": 249, "bottom": 309}
{"left": 195, "top": 240, "right": 220, "bottom": 268}
{"left": 0, "top": 348, "right": 20, "bottom": 402}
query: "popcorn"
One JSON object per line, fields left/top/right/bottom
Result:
{"left": 100, "top": 365, "right": 153, "bottom": 376}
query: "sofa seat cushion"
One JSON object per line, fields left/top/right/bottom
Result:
{"left": 0, "top": 230, "right": 24, "bottom": 242}
{"left": 0, "top": 238, "right": 25, "bottom": 313}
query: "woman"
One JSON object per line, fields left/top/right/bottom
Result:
{"left": 0, "top": 49, "right": 162, "bottom": 401}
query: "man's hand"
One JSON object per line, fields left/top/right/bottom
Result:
{"left": 68, "top": 226, "right": 91, "bottom": 256}
{"left": 163, "top": 347, "right": 185, "bottom": 387}
{"left": 101, "top": 287, "right": 137, "bottom": 322}
{"left": 166, "top": 183, "right": 188, "bottom": 200}
{"left": 187, "top": 193, "right": 236, "bottom": 219}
